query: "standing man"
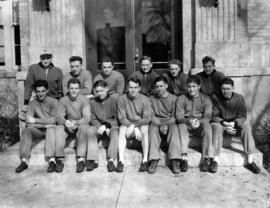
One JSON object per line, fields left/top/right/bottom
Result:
{"left": 196, "top": 56, "right": 225, "bottom": 97}
{"left": 24, "top": 50, "right": 63, "bottom": 105}
{"left": 87, "top": 80, "right": 119, "bottom": 172}
{"left": 55, "top": 78, "right": 93, "bottom": 173}
{"left": 117, "top": 78, "right": 152, "bottom": 172}
{"left": 128, "top": 56, "right": 159, "bottom": 96}
{"left": 93, "top": 57, "right": 125, "bottom": 97}
{"left": 15, "top": 80, "right": 58, "bottom": 173}
{"left": 211, "top": 77, "right": 261, "bottom": 174}
{"left": 62, "top": 56, "right": 92, "bottom": 98}
{"left": 148, "top": 77, "right": 181, "bottom": 174}
{"left": 176, "top": 76, "right": 214, "bottom": 172}
{"left": 162, "top": 59, "right": 188, "bottom": 96}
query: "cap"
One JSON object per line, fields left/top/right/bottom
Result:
{"left": 40, "top": 50, "right": 52, "bottom": 58}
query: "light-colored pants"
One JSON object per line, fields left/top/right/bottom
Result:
{"left": 19, "top": 126, "right": 56, "bottom": 159}
{"left": 55, "top": 124, "right": 89, "bottom": 158}
{"left": 178, "top": 122, "right": 214, "bottom": 158}
{"left": 212, "top": 123, "right": 256, "bottom": 156}
{"left": 149, "top": 124, "right": 181, "bottom": 160}
{"left": 87, "top": 126, "right": 118, "bottom": 160}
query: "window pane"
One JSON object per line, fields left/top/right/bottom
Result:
{"left": 0, "top": 47, "right": 5, "bottom": 65}
{"left": 0, "top": 7, "right": 2, "bottom": 25}
{"left": 142, "top": 0, "right": 171, "bottom": 68}
{"left": 0, "top": 26, "right": 4, "bottom": 45}
{"left": 96, "top": 0, "right": 125, "bottom": 70}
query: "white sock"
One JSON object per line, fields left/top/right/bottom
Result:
{"left": 182, "top": 155, "right": 187, "bottom": 160}
{"left": 21, "top": 158, "right": 28, "bottom": 164}
{"left": 78, "top": 157, "right": 85, "bottom": 162}
{"left": 49, "top": 158, "right": 55, "bottom": 162}
{"left": 214, "top": 156, "right": 219, "bottom": 163}
{"left": 247, "top": 154, "right": 253, "bottom": 164}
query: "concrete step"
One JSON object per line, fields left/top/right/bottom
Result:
{"left": 0, "top": 137, "right": 262, "bottom": 168}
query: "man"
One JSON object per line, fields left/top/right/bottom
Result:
{"left": 211, "top": 77, "right": 261, "bottom": 174}
{"left": 128, "top": 56, "right": 159, "bottom": 96}
{"left": 162, "top": 59, "right": 188, "bottom": 96}
{"left": 15, "top": 80, "right": 58, "bottom": 173}
{"left": 196, "top": 56, "right": 225, "bottom": 97}
{"left": 93, "top": 57, "right": 125, "bottom": 97}
{"left": 87, "top": 80, "right": 119, "bottom": 172}
{"left": 55, "top": 78, "right": 94, "bottom": 173}
{"left": 24, "top": 50, "right": 63, "bottom": 105}
{"left": 62, "top": 56, "right": 92, "bottom": 98}
{"left": 117, "top": 78, "right": 152, "bottom": 172}
{"left": 148, "top": 77, "right": 180, "bottom": 174}
{"left": 176, "top": 75, "right": 214, "bottom": 172}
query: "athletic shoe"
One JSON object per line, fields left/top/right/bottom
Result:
{"left": 148, "top": 160, "right": 158, "bottom": 174}
{"left": 246, "top": 162, "right": 261, "bottom": 174}
{"left": 116, "top": 161, "right": 124, "bottom": 173}
{"left": 139, "top": 161, "right": 148, "bottom": 172}
{"left": 209, "top": 160, "right": 218, "bottom": 173}
{"left": 85, "top": 160, "right": 98, "bottom": 171}
{"left": 171, "top": 159, "right": 180, "bottom": 174}
{"left": 200, "top": 158, "right": 209, "bottom": 172}
{"left": 76, "top": 161, "right": 85, "bottom": 173}
{"left": 107, "top": 160, "right": 116, "bottom": 172}
{"left": 15, "top": 161, "right": 28, "bottom": 173}
{"left": 47, "top": 161, "right": 56, "bottom": 173}
{"left": 180, "top": 159, "right": 188, "bottom": 172}
{"left": 55, "top": 160, "right": 64, "bottom": 173}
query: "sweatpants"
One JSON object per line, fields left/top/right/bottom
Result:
{"left": 55, "top": 124, "right": 88, "bottom": 158}
{"left": 212, "top": 123, "right": 256, "bottom": 156}
{"left": 19, "top": 126, "right": 56, "bottom": 160}
{"left": 178, "top": 122, "right": 214, "bottom": 158}
{"left": 86, "top": 126, "right": 118, "bottom": 160}
{"left": 149, "top": 124, "right": 181, "bottom": 161}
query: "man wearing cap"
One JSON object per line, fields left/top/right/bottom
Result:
{"left": 24, "top": 50, "right": 63, "bottom": 106}
{"left": 62, "top": 56, "right": 93, "bottom": 98}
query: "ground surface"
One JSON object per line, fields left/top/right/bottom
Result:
{"left": 0, "top": 165, "right": 270, "bottom": 208}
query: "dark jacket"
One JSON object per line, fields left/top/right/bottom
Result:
{"left": 162, "top": 71, "right": 188, "bottom": 96}
{"left": 212, "top": 92, "right": 247, "bottom": 127}
{"left": 196, "top": 70, "right": 225, "bottom": 97}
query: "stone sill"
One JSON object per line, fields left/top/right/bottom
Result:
{"left": 0, "top": 71, "right": 17, "bottom": 78}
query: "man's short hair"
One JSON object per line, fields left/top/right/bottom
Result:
{"left": 154, "top": 76, "right": 168, "bottom": 85}
{"left": 93, "top": 80, "right": 108, "bottom": 89}
{"left": 221, "top": 77, "right": 234, "bottom": 87}
{"left": 168, "top": 59, "right": 182, "bottom": 67}
{"left": 101, "top": 56, "right": 114, "bottom": 66}
{"left": 187, "top": 75, "right": 201, "bottom": 85}
{"left": 33, "top": 79, "right": 48, "bottom": 90}
{"left": 67, "top": 78, "right": 81, "bottom": 88}
{"left": 202, "top": 56, "right": 215, "bottom": 65}
{"left": 69, "top": 56, "right": 83, "bottom": 64}
{"left": 128, "top": 77, "right": 141, "bottom": 87}
{"left": 139, "top": 55, "right": 152, "bottom": 63}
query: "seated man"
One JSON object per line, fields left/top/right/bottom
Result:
{"left": 176, "top": 75, "right": 214, "bottom": 172}
{"left": 211, "top": 77, "right": 261, "bottom": 174}
{"left": 87, "top": 80, "right": 119, "bottom": 172}
{"left": 55, "top": 78, "right": 93, "bottom": 173}
{"left": 117, "top": 78, "right": 152, "bottom": 172}
{"left": 62, "top": 56, "right": 92, "bottom": 98}
{"left": 148, "top": 77, "right": 180, "bottom": 174}
{"left": 93, "top": 57, "right": 125, "bottom": 97}
{"left": 15, "top": 80, "right": 58, "bottom": 173}
{"left": 128, "top": 55, "right": 159, "bottom": 96}
{"left": 162, "top": 59, "right": 188, "bottom": 96}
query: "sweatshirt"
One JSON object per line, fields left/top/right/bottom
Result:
{"left": 93, "top": 70, "right": 125, "bottom": 96}
{"left": 196, "top": 70, "right": 225, "bottom": 97}
{"left": 117, "top": 93, "right": 152, "bottom": 127}
{"left": 56, "top": 94, "right": 90, "bottom": 125}
{"left": 211, "top": 92, "right": 247, "bottom": 127}
{"left": 62, "top": 70, "right": 92, "bottom": 96}
{"left": 162, "top": 71, "right": 188, "bottom": 96}
{"left": 90, "top": 94, "right": 118, "bottom": 128}
{"left": 24, "top": 62, "right": 63, "bottom": 104}
{"left": 150, "top": 93, "right": 177, "bottom": 126}
{"left": 128, "top": 69, "right": 159, "bottom": 96}
{"left": 176, "top": 93, "right": 212, "bottom": 124}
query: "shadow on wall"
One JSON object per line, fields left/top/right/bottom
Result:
{"left": 32, "top": 0, "right": 51, "bottom": 12}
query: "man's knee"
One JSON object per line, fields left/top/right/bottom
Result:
{"left": 211, "top": 122, "right": 223, "bottom": 131}
{"left": 78, "top": 124, "right": 89, "bottom": 133}
{"left": 21, "top": 127, "right": 36, "bottom": 137}
{"left": 140, "top": 125, "right": 148, "bottom": 134}
{"left": 240, "top": 123, "right": 251, "bottom": 132}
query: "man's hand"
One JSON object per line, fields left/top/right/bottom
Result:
{"left": 105, "top": 128, "right": 110, "bottom": 136}
{"left": 160, "top": 125, "right": 168, "bottom": 135}
{"left": 26, "top": 115, "right": 36, "bottom": 124}
{"left": 30, "top": 91, "right": 37, "bottom": 102}
{"left": 225, "top": 126, "right": 237, "bottom": 135}
{"left": 97, "top": 125, "right": 106, "bottom": 135}
{"left": 134, "top": 127, "right": 142, "bottom": 140}
{"left": 65, "top": 120, "right": 76, "bottom": 128}
{"left": 190, "top": 118, "right": 200, "bottom": 129}
{"left": 126, "top": 124, "right": 135, "bottom": 138}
